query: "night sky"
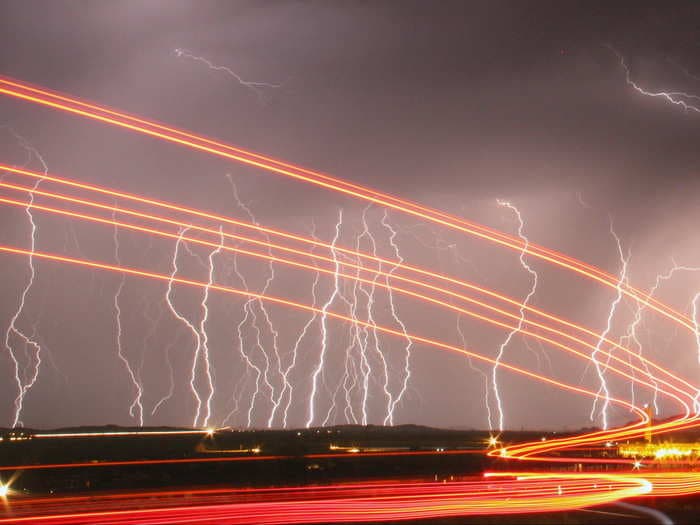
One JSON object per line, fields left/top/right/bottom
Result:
{"left": 0, "top": 1, "right": 699, "bottom": 430}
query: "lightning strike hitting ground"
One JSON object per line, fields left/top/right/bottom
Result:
{"left": 307, "top": 209, "right": 343, "bottom": 428}
{"left": 226, "top": 175, "right": 286, "bottom": 428}
{"left": 280, "top": 240, "right": 321, "bottom": 427}
{"left": 358, "top": 207, "right": 394, "bottom": 425}
{"left": 492, "top": 200, "right": 539, "bottom": 432}
{"left": 589, "top": 221, "right": 629, "bottom": 430}
{"left": 196, "top": 226, "right": 225, "bottom": 428}
{"left": 163, "top": 227, "right": 206, "bottom": 427}
{"left": 3, "top": 130, "right": 47, "bottom": 427}
{"left": 381, "top": 210, "right": 413, "bottom": 425}
{"left": 457, "top": 313, "right": 493, "bottom": 431}
{"left": 112, "top": 215, "right": 144, "bottom": 426}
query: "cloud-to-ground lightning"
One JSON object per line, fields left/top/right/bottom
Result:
{"left": 381, "top": 210, "right": 413, "bottom": 425}
{"left": 2, "top": 129, "right": 47, "bottom": 427}
{"left": 112, "top": 212, "right": 144, "bottom": 426}
{"left": 492, "top": 200, "right": 539, "bottom": 432}
{"left": 588, "top": 220, "right": 629, "bottom": 430}
{"left": 196, "top": 226, "right": 224, "bottom": 428}
{"left": 456, "top": 313, "right": 493, "bottom": 431}
{"left": 163, "top": 227, "right": 206, "bottom": 427}
{"left": 226, "top": 175, "right": 286, "bottom": 428}
{"left": 307, "top": 209, "right": 343, "bottom": 428}
{"left": 6, "top": 73, "right": 700, "bottom": 521}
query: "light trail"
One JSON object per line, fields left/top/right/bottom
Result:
{"left": 0, "top": 188, "right": 693, "bottom": 412}
{"left": 2, "top": 76, "right": 700, "bottom": 520}
{"left": 2, "top": 164, "right": 696, "bottom": 400}
{"left": 32, "top": 429, "right": 212, "bottom": 439}
{"left": 0, "top": 475, "right": 655, "bottom": 524}
{"left": 0, "top": 243, "right": 656, "bottom": 435}
{"left": 0, "top": 76, "right": 694, "bottom": 335}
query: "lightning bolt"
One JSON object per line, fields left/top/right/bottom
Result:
{"left": 163, "top": 227, "right": 206, "bottom": 427}
{"left": 280, "top": 239, "right": 321, "bottom": 427}
{"left": 456, "top": 314, "right": 493, "bottom": 431}
{"left": 174, "top": 48, "right": 282, "bottom": 103}
{"left": 358, "top": 206, "right": 393, "bottom": 425}
{"left": 112, "top": 213, "right": 144, "bottom": 426}
{"left": 588, "top": 220, "right": 629, "bottom": 430}
{"left": 639, "top": 259, "right": 700, "bottom": 414}
{"left": 307, "top": 209, "right": 343, "bottom": 428}
{"left": 617, "top": 259, "right": 700, "bottom": 416}
{"left": 197, "top": 226, "right": 224, "bottom": 428}
{"left": 381, "top": 210, "right": 413, "bottom": 425}
{"left": 3, "top": 130, "right": 47, "bottom": 427}
{"left": 230, "top": 251, "right": 266, "bottom": 429}
{"left": 225, "top": 175, "right": 285, "bottom": 428}
{"left": 610, "top": 46, "right": 700, "bottom": 114}
{"left": 493, "top": 200, "right": 538, "bottom": 432}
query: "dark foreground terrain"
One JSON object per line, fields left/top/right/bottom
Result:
{"left": 0, "top": 425, "right": 698, "bottom": 524}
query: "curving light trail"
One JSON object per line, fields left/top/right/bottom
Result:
{"left": 1, "top": 77, "right": 700, "bottom": 522}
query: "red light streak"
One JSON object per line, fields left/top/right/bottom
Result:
{"left": 0, "top": 76, "right": 699, "bottom": 522}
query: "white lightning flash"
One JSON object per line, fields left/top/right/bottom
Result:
{"left": 197, "top": 227, "right": 225, "bottom": 428}
{"left": 225, "top": 175, "right": 286, "bottom": 428}
{"left": 493, "top": 200, "right": 538, "bottom": 432}
{"left": 112, "top": 214, "right": 144, "bottom": 426}
{"left": 280, "top": 240, "right": 321, "bottom": 427}
{"left": 457, "top": 314, "right": 493, "bottom": 431}
{"left": 358, "top": 207, "right": 394, "bottom": 425}
{"left": 619, "top": 258, "right": 700, "bottom": 416}
{"left": 610, "top": 46, "right": 700, "bottom": 114}
{"left": 163, "top": 227, "right": 206, "bottom": 428}
{"left": 381, "top": 210, "right": 413, "bottom": 425}
{"left": 589, "top": 220, "right": 628, "bottom": 430}
{"left": 307, "top": 209, "right": 343, "bottom": 428}
{"left": 3, "top": 130, "right": 47, "bottom": 427}
{"left": 174, "top": 48, "right": 282, "bottom": 103}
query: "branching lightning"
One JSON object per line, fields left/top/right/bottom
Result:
{"left": 493, "top": 200, "right": 539, "bottom": 432}
{"left": 3, "top": 130, "right": 47, "bottom": 427}
{"left": 307, "top": 209, "right": 343, "bottom": 428}
{"left": 609, "top": 46, "right": 700, "bottom": 114}
{"left": 197, "top": 226, "right": 224, "bottom": 428}
{"left": 112, "top": 213, "right": 144, "bottom": 426}
{"left": 589, "top": 220, "right": 629, "bottom": 430}
{"left": 382, "top": 210, "right": 412, "bottom": 425}
{"left": 174, "top": 48, "right": 282, "bottom": 103}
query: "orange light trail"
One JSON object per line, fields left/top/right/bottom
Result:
{"left": 0, "top": 189, "right": 691, "bottom": 411}
{"left": 2, "top": 76, "right": 700, "bottom": 521}
{"left": 0, "top": 167, "right": 695, "bottom": 402}
{"left": 0, "top": 76, "right": 692, "bottom": 332}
